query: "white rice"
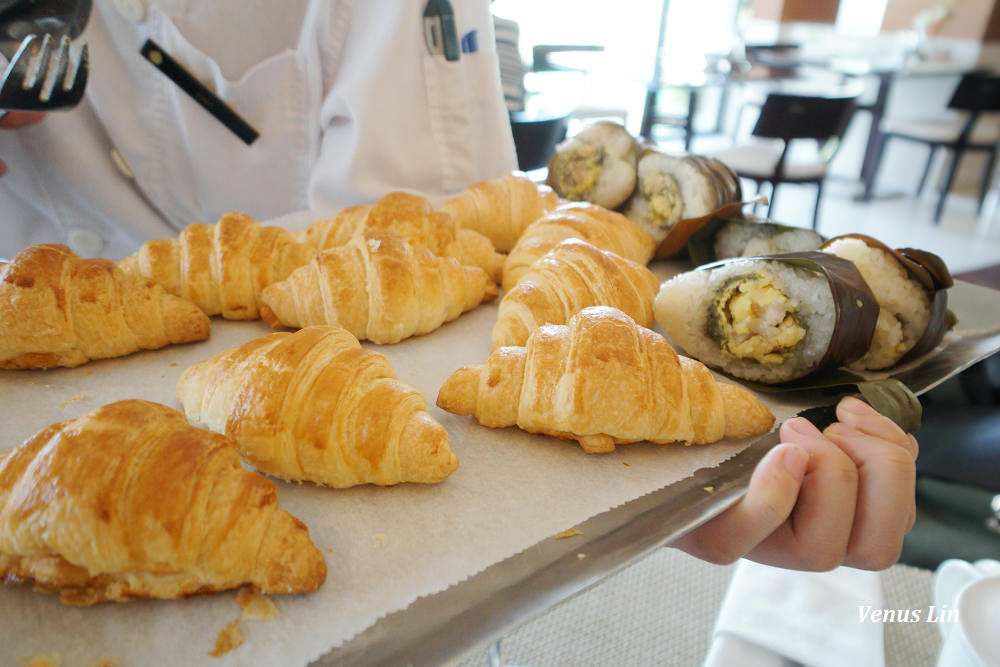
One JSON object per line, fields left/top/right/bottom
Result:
{"left": 823, "top": 237, "right": 932, "bottom": 370}
{"left": 654, "top": 259, "right": 837, "bottom": 383}
{"left": 713, "top": 220, "right": 824, "bottom": 259}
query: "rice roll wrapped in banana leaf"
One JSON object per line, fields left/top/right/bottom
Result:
{"left": 621, "top": 149, "right": 742, "bottom": 245}
{"left": 546, "top": 121, "right": 640, "bottom": 210}
{"left": 654, "top": 252, "right": 879, "bottom": 384}
{"left": 820, "top": 234, "right": 954, "bottom": 371}
{"left": 688, "top": 216, "right": 825, "bottom": 267}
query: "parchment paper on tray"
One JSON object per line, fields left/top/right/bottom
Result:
{"left": 0, "top": 247, "right": 797, "bottom": 666}
{"left": 4, "top": 210, "right": 995, "bottom": 666}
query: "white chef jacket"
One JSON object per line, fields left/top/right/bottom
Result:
{"left": 0, "top": 0, "right": 517, "bottom": 260}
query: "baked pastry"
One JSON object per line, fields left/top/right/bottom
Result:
{"left": 302, "top": 192, "right": 504, "bottom": 282}
{"left": 176, "top": 325, "right": 459, "bottom": 487}
{"left": 0, "top": 244, "right": 210, "bottom": 369}
{"left": 502, "top": 201, "right": 656, "bottom": 292}
{"left": 438, "top": 306, "right": 774, "bottom": 453}
{"left": 492, "top": 238, "right": 659, "bottom": 349}
{"left": 260, "top": 229, "right": 497, "bottom": 344}
{"left": 118, "top": 212, "right": 316, "bottom": 320}
{"left": 440, "top": 172, "right": 560, "bottom": 252}
{"left": 546, "top": 121, "right": 640, "bottom": 209}
{"left": 0, "top": 399, "right": 326, "bottom": 605}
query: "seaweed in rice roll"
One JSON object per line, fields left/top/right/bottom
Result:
{"left": 654, "top": 252, "right": 879, "bottom": 384}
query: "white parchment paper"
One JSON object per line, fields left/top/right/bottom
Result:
{"left": 2, "top": 215, "right": 995, "bottom": 666}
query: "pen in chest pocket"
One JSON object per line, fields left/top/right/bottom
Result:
{"left": 140, "top": 39, "right": 259, "bottom": 145}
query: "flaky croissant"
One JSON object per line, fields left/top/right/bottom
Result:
{"left": 438, "top": 306, "right": 774, "bottom": 453}
{"left": 492, "top": 238, "right": 659, "bottom": 349}
{"left": 177, "top": 325, "right": 459, "bottom": 487}
{"left": 0, "top": 244, "right": 210, "bottom": 369}
{"left": 502, "top": 201, "right": 656, "bottom": 292}
{"left": 302, "top": 192, "right": 504, "bottom": 283}
{"left": 260, "top": 229, "right": 497, "bottom": 344}
{"left": 118, "top": 212, "right": 317, "bottom": 320}
{"left": 0, "top": 400, "right": 326, "bottom": 605}
{"left": 440, "top": 172, "right": 560, "bottom": 252}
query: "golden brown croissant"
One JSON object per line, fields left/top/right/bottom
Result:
{"left": 492, "top": 238, "right": 660, "bottom": 349}
{"left": 118, "top": 212, "right": 317, "bottom": 320}
{"left": 0, "top": 244, "right": 210, "bottom": 369}
{"left": 260, "top": 229, "right": 498, "bottom": 344}
{"left": 438, "top": 306, "right": 774, "bottom": 453}
{"left": 0, "top": 399, "right": 326, "bottom": 605}
{"left": 501, "top": 201, "right": 657, "bottom": 292}
{"left": 440, "top": 171, "right": 560, "bottom": 252}
{"left": 302, "top": 192, "right": 505, "bottom": 283}
{"left": 176, "top": 325, "right": 459, "bottom": 487}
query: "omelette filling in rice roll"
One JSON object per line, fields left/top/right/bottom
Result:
{"left": 654, "top": 252, "right": 879, "bottom": 384}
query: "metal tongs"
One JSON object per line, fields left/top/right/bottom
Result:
{"left": 0, "top": 0, "right": 92, "bottom": 110}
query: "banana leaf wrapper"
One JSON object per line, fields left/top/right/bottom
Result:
{"left": 820, "top": 234, "right": 956, "bottom": 364}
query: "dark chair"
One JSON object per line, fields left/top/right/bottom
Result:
{"left": 869, "top": 71, "right": 1000, "bottom": 223}
{"left": 509, "top": 110, "right": 568, "bottom": 172}
{"left": 711, "top": 90, "right": 858, "bottom": 230}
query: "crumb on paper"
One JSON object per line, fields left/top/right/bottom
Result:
{"left": 577, "top": 553, "right": 586, "bottom": 560}
{"left": 622, "top": 461, "right": 631, "bottom": 467}
{"left": 237, "top": 587, "right": 279, "bottom": 621}
{"left": 27, "top": 379, "right": 39, "bottom": 386}
{"left": 169, "top": 362, "right": 178, "bottom": 367}
{"left": 326, "top": 547, "right": 333, "bottom": 553}
{"left": 703, "top": 486, "right": 715, "bottom": 493}
{"left": 209, "top": 619, "right": 243, "bottom": 658}
{"left": 85, "top": 370, "right": 94, "bottom": 376}
{"left": 59, "top": 394, "right": 84, "bottom": 409}
{"left": 373, "top": 533, "right": 387, "bottom": 548}
{"left": 87, "top": 659, "right": 121, "bottom": 667}
{"left": 555, "top": 528, "right": 582, "bottom": 540}
{"left": 22, "top": 656, "right": 59, "bottom": 667}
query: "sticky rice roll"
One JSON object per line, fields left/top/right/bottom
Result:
{"left": 546, "top": 121, "right": 640, "bottom": 210}
{"left": 821, "top": 235, "right": 940, "bottom": 371}
{"left": 622, "top": 150, "right": 735, "bottom": 243}
{"left": 654, "top": 252, "right": 879, "bottom": 384}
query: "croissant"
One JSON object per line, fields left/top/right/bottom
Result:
{"left": 440, "top": 172, "right": 560, "bottom": 252}
{"left": 260, "top": 229, "right": 498, "bottom": 344}
{"left": 492, "top": 238, "right": 660, "bottom": 349}
{"left": 118, "top": 212, "right": 317, "bottom": 320}
{"left": 0, "top": 400, "right": 326, "bottom": 605}
{"left": 302, "top": 192, "right": 505, "bottom": 283}
{"left": 176, "top": 325, "right": 459, "bottom": 487}
{"left": 501, "top": 201, "right": 656, "bottom": 292}
{"left": 0, "top": 244, "right": 210, "bottom": 369}
{"left": 438, "top": 306, "right": 774, "bottom": 453}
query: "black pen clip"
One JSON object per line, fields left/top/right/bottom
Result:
{"left": 423, "top": 0, "right": 460, "bottom": 62}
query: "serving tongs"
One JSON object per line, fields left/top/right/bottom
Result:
{"left": 0, "top": 0, "right": 92, "bottom": 110}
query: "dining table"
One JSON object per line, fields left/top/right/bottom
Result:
{"left": 750, "top": 50, "right": 977, "bottom": 201}
{"left": 3, "top": 207, "right": 1000, "bottom": 667}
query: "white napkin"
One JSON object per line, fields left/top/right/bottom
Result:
{"left": 704, "top": 560, "right": 885, "bottom": 667}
